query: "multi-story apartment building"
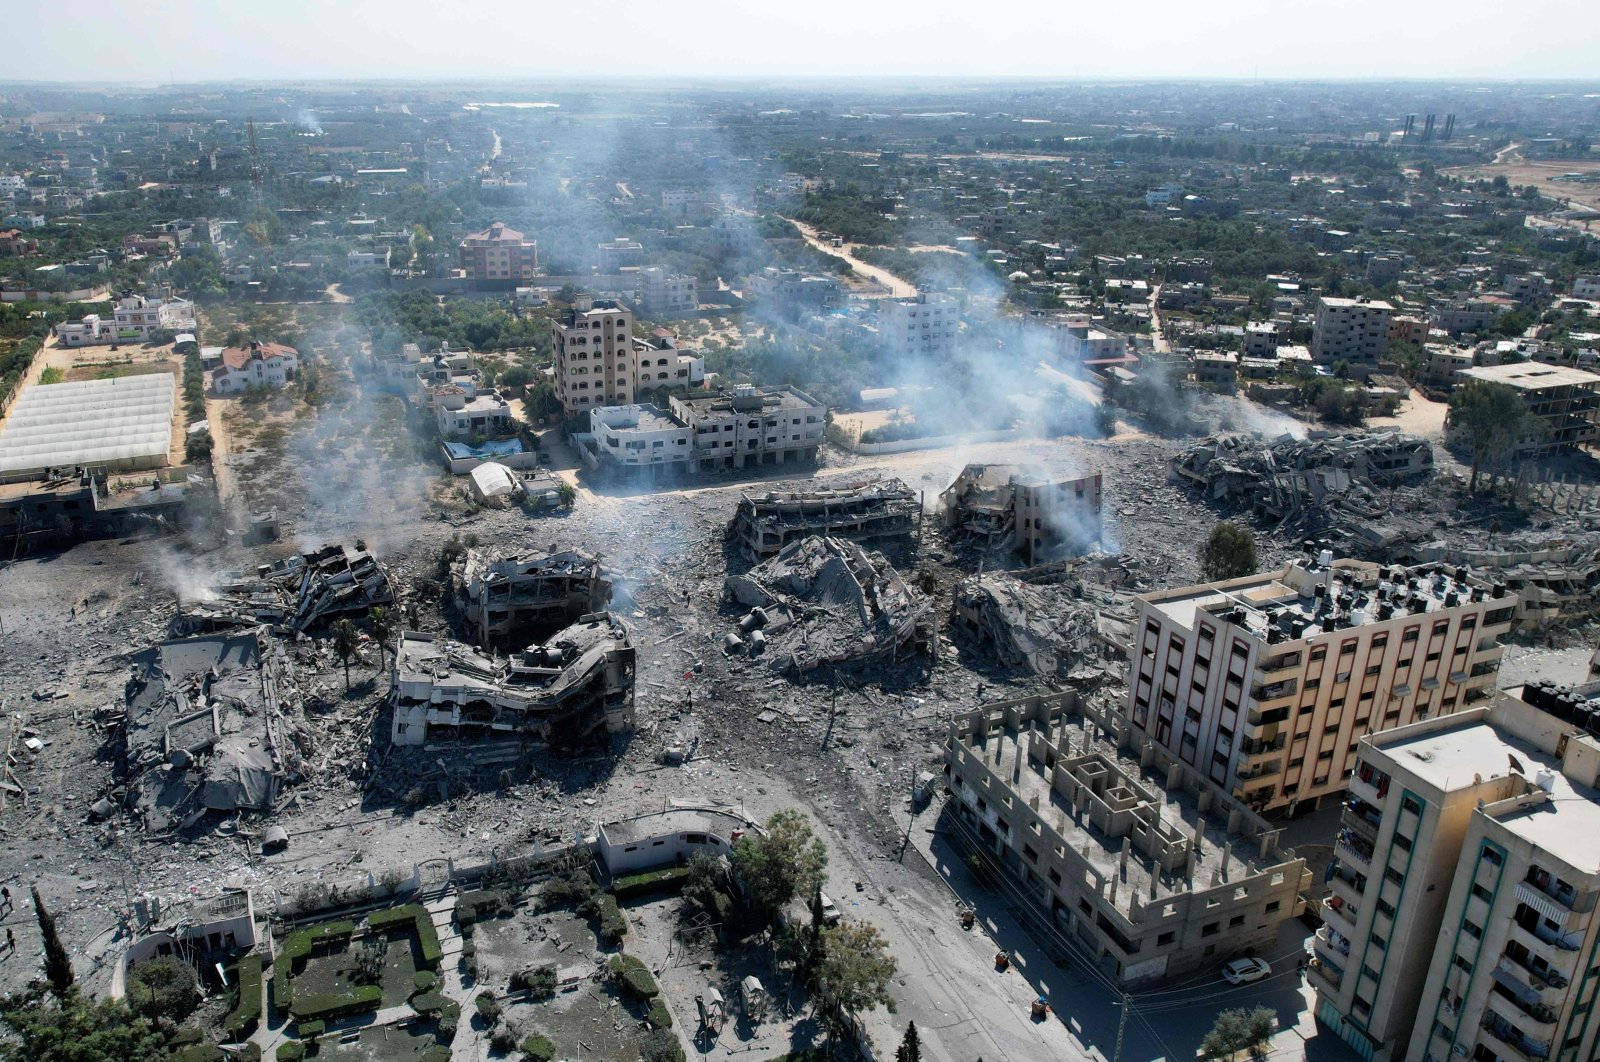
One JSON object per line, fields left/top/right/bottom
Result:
{"left": 551, "top": 297, "right": 638, "bottom": 414}
{"left": 457, "top": 222, "right": 538, "bottom": 288}
{"left": 668, "top": 386, "right": 826, "bottom": 470}
{"left": 597, "top": 237, "right": 644, "bottom": 273}
{"left": 878, "top": 292, "right": 960, "bottom": 361}
{"left": 639, "top": 266, "right": 697, "bottom": 314}
{"left": 1573, "top": 275, "right": 1600, "bottom": 301}
{"left": 112, "top": 293, "right": 196, "bottom": 341}
{"left": 1124, "top": 556, "right": 1517, "bottom": 815}
{"left": 944, "top": 691, "right": 1310, "bottom": 985}
{"left": 582, "top": 404, "right": 693, "bottom": 474}
{"left": 1311, "top": 693, "right": 1600, "bottom": 1062}
{"left": 1312, "top": 296, "right": 1393, "bottom": 376}
{"left": 1453, "top": 362, "right": 1600, "bottom": 457}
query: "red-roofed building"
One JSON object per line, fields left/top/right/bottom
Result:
{"left": 213, "top": 341, "right": 300, "bottom": 395}
{"left": 458, "top": 221, "right": 538, "bottom": 288}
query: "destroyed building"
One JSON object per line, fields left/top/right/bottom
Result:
{"left": 939, "top": 465, "right": 1103, "bottom": 563}
{"left": 724, "top": 536, "right": 934, "bottom": 674}
{"left": 945, "top": 691, "right": 1310, "bottom": 984}
{"left": 391, "top": 613, "right": 635, "bottom": 747}
{"left": 1385, "top": 533, "right": 1600, "bottom": 631}
{"left": 951, "top": 555, "right": 1140, "bottom": 678}
{"left": 450, "top": 548, "right": 610, "bottom": 644}
{"left": 176, "top": 543, "right": 392, "bottom": 634}
{"left": 727, "top": 474, "right": 921, "bottom": 559}
{"left": 1171, "top": 430, "right": 1432, "bottom": 525}
{"left": 121, "top": 632, "right": 306, "bottom": 833}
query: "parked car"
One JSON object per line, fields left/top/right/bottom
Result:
{"left": 1222, "top": 957, "right": 1272, "bottom": 985}
{"left": 819, "top": 891, "right": 841, "bottom": 925}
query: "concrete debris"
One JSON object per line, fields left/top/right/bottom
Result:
{"left": 121, "top": 630, "right": 307, "bottom": 833}
{"left": 391, "top": 612, "right": 636, "bottom": 748}
{"left": 176, "top": 542, "right": 393, "bottom": 634}
{"left": 951, "top": 555, "right": 1141, "bottom": 677}
{"left": 938, "top": 464, "right": 1104, "bottom": 563}
{"left": 1383, "top": 533, "right": 1600, "bottom": 631}
{"left": 724, "top": 536, "right": 933, "bottom": 674}
{"left": 1171, "top": 430, "right": 1433, "bottom": 524}
{"left": 451, "top": 547, "right": 610, "bottom": 644}
{"left": 727, "top": 473, "right": 921, "bottom": 559}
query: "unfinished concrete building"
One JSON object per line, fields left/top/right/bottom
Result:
{"left": 176, "top": 544, "right": 393, "bottom": 634}
{"left": 391, "top": 613, "right": 635, "bottom": 747}
{"left": 939, "top": 465, "right": 1103, "bottom": 563}
{"left": 724, "top": 536, "right": 934, "bottom": 674}
{"left": 945, "top": 691, "right": 1310, "bottom": 985}
{"left": 728, "top": 475, "right": 920, "bottom": 559}
{"left": 951, "top": 555, "right": 1141, "bottom": 678}
{"left": 450, "top": 548, "right": 610, "bottom": 645}
{"left": 122, "top": 632, "right": 306, "bottom": 833}
{"left": 1171, "top": 431, "right": 1432, "bottom": 525}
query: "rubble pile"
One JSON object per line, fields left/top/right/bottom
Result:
{"left": 1386, "top": 532, "right": 1600, "bottom": 631}
{"left": 176, "top": 543, "right": 393, "bottom": 634}
{"left": 451, "top": 547, "right": 610, "bottom": 644}
{"left": 119, "top": 631, "right": 308, "bottom": 833}
{"left": 951, "top": 555, "right": 1142, "bottom": 677}
{"left": 727, "top": 473, "right": 920, "bottom": 559}
{"left": 724, "top": 536, "right": 933, "bottom": 674}
{"left": 1171, "top": 430, "right": 1434, "bottom": 524}
{"left": 938, "top": 464, "right": 1103, "bottom": 561}
{"left": 389, "top": 612, "right": 636, "bottom": 751}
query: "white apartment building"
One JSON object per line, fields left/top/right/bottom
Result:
{"left": 668, "top": 386, "right": 826, "bottom": 471}
{"left": 1573, "top": 275, "right": 1600, "bottom": 301}
{"left": 597, "top": 237, "right": 644, "bottom": 273}
{"left": 1125, "top": 556, "right": 1516, "bottom": 815}
{"left": 635, "top": 330, "right": 704, "bottom": 390}
{"left": 1312, "top": 296, "right": 1393, "bottom": 376}
{"left": 639, "top": 266, "right": 697, "bottom": 314}
{"left": 213, "top": 342, "right": 300, "bottom": 394}
{"left": 584, "top": 404, "right": 693, "bottom": 473}
{"left": 112, "top": 294, "right": 197, "bottom": 341}
{"left": 878, "top": 292, "right": 959, "bottom": 361}
{"left": 1311, "top": 693, "right": 1600, "bottom": 1062}
{"left": 551, "top": 297, "right": 638, "bottom": 414}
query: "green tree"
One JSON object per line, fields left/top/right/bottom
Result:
{"left": 896, "top": 1021, "right": 922, "bottom": 1062}
{"left": 332, "top": 618, "right": 359, "bottom": 692}
{"left": 125, "top": 955, "right": 199, "bottom": 1026}
{"left": 814, "top": 922, "right": 897, "bottom": 1044}
{"left": 1448, "top": 379, "right": 1540, "bottom": 492}
{"left": 1200, "top": 1005, "right": 1276, "bottom": 1061}
{"left": 731, "top": 809, "right": 828, "bottom": 924}
{"left": 0, "top": 986, "right": 166, "bottom": 1062}
{"left": 367, "top": 606, "right": 395, "bottom": 672}
{"left": 32, "top": 885, "right": 73, "bottom": 998}
{"left": 1199, "top": 522, "right": 1258, "bottom": 582}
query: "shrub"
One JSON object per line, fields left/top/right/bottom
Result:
{"left": 490, "top": 1027, "right": 519, "bottom": 1053}
{"left": 521, "top": 1033, "right": 557, "bottom": 1062}
{"left": 612, "top": 866, "right": 691, "bottom": 900}
{"left": 640, "top": 1027, "right": 686, "bottom": 1062}
{"left": 128, "top": 954, "right": 201, "bottom": 1024}
{"left": 173, "top": 1046, "right": 223, "bottom": 1062}
{"left": 276, "top": 1046, "right": 305, "bottom": 1062}
{"left": 607, "top": 954, "right": 659, "bottom": 1001}
{"left": 594, "top": 893, "right": 628, "bottom": 946}
{"left": 411, "top": 991, "right": 448, "bottom": 1015}
{"left": 413, "top": 970, "right": 438, "bottom": 993}
{"left": 646, "top": 999, "right": 673, "bottom": 1029}
{"left": 438, "top": 999, "right": 461, "bottom": 1039}
{"left": 289, "top": 983, "right": 382, "bottom": 1021}
{"left": 368, "top": 904, "right": 442, "bottom": 968}
{"left": 423, "top": 1049, "right": 451, "bottom": 1062}
{"left": 475, "top": 990, "right": 501, "bottom": 1022}
{"left": 224, "top": 953, "right": 263, "bottom": 1038}
{"left": 297, "top": 1020, "right": 325, "bottom": 1040}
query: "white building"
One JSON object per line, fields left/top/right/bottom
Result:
{"left": 1125, "top": 556, "right": 1516, "bottom": 815}
{"left": 1312, "top": 296, "right": 1393, "bottom": 376}
{"left": 346, "top": 248, "right": 390, "bottom": 272}
{"left": 668, "top": 385, "right": 826, "bottom": 471}
{"left": 584, "top": 404, "right": 693, "bottom": 473}
{"left": 1573, "top": 275, "right": 1600, "bottom": 301}
{"left": 212, "top": 342, "right": 301, "bottom": 394}
{"left": 55, "top": 313, "right": 109, "bottom": 347}
{"left": 434, "top": 389, "right": 517, "bottom": 440}
{"left": 597, "top": 237, "right": 644, "bottom": 273}
{"left": 639, "top": 266, "right": 697, "bottom": 314}
{"left": 112, "top": 294, "right": 197, "bottom": 342}
{"left": 878, "top": 293, "right": 960, "bottom": 361}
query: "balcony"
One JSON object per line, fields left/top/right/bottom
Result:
{"left": 1336, "top": 831, "right": 1374, "bottom": 870}
{"left": 1509, "top": 923, "right": 1580, "bottom": 979}
{"left": 1240, "top": 735, "right": 1287, "bottom": 758}
{"left": 1314, "top": 925, "right": 1352, "bottom": 960}
{"left": 1492, "top": 968, "right": 1560, "bottom": 1028}
{"left": 1306, "top": 955, "right": 1344, "bottom": 993}
{"left": 1251, "top": 679, "right": 1298, "bottom": 703}
{"left": 1499, "top": 955, "right": 1570, "bottom": 999}
{"left": 1482, "top": 1007, "right": 1554, "bottom": 1061}
{"left": 1519, "top": 871, "right": 1585, "bottom": 916}
{"left": 1328, "top": 863, "right": 1367, "bottom": 906}
{"left": 1348, "top": 769, "right": 1388, "bottom": 808}
{"left": 1321, "top": 895, "right": 1357, "bottom": 935}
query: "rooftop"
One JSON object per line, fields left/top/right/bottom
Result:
{"left": 1459, "top": 361, "right": 1600, "bottom": 392}
{"left": 0, "top": 373, "right": 175, "bottom": 477}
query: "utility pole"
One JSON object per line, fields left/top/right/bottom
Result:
{"left": 1112, "top": 991, "right": 1131, "bottom": 1062}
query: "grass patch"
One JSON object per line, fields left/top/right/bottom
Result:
{"left": 612, "top": 866, "right": 691, "bottom": 900}
{"left": 224, "top": 953, "right": 263, "bottom": 1038}
{"left": 289, "top": 983, "right": 382, "bottom": 1022}
{"left": 607, "top": 954, "right": 659, "bottom": 1001}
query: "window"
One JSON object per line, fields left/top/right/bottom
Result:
{"left": 1463, "top": 920, "right": 1482, "bottom": 939}
{"left": 1401, "top": 795, "right": 1423, "bottom": 815}
{"left": 1471, "top": 883, "right": 1492, "bottom": 902}
{"left": 1385, "top": 867, "right": 1404, "bottom": 886}
{"left": 1453, "top": 955, "right": 1472, "bottom": 973}
{"left": 1202, "top": 922, "right": 1219, "bottom": 937}
{"left": 1157, "top": 931, "right": 1175, "bottom": 946}
{"left": 1394, "top": 834, "right": 1414, "bottom": 852}
{"left": 1229, "top": 915, "right": 1246, "bottom": 928}
{"left": 1310, "top": 647, "right": 1327, "bottom": 662}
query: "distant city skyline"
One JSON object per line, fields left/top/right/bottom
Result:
{"left": 8, "top": 0, "right": 1600, "bottom": 83}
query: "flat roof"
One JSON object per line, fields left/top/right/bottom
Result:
{"left": 1459, "top": 362, "right": 1600, "bottom": 390}
{"left": 0, "top": 373, "right": 174, "bottom": 476}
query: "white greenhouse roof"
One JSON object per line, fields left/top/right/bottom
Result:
{"left": 0, "top": 373, "right": 175, "bottom": 476}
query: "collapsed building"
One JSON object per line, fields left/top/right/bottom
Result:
{"left": 938, "top": 465, "right": 1103, "bottom": 563}
{"left": 1171, "top": 430, "right": 1432, "bottom": 525}
{"left": 1379, "top": 532, "right": 1600, "bottom": 631}
{"left": 175, "top": 543, "right": 392, "bottom": 634}
{"left": 391, "top": 613, "right": 635, "bottom": 748}
{"left": 950, "top": 555, "right": 1141, "bottom": 678}
{"left": 727, "top": 474, "right": 921, "bottom": 559}
{"left": 724, "top": 536, "right": 934, "bottom": 674}
{"left": 120, "top": 632, "right": 307, "bottom": 833}
{"left": 450, "top": 548, "right": 610, "bottom": 645}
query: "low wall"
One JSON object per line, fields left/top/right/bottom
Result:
{"left": 846, "top": 427, "right": 1023, "bottom": 455}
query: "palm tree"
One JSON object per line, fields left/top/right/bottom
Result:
{"left": 367, "top": 606, "right": 394, "bottom": 673}
{"left": 332, "top": 619, "right": 359, "bottom": 691}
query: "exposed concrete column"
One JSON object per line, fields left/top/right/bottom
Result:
{"left": 1166, "top": 763, "right": 1182, "bottom": 790}
{"left": 1197, "top": 789, "right": 1213, "bottom": 814}
{"left": 1227, "top": 808, "right": 1242, "bottom": 835}
{"left": 1191, "top": 819, "right": 1205, "bottom": 855}
{"left": 1259, "top": 832, "right": 1271, "bottom": 862}
{"left": 1140, "top": 742, "right": 1155, "bottom": 769}
{"left": 1120, "top": 836, "right": 1131, "bottom": 880}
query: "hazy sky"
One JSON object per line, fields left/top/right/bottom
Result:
{"left": 9, "top": 0, "right": 1600, "bottom": 82}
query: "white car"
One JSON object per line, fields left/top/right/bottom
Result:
{"left": 819, "top": 891, "right": 841, "bottom": 925}
{"left": 1222, "top": 957, "right": 1272, "bottom": 985}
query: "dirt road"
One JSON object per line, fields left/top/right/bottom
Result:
{"left": 783, "top": 216, "right": 917, "bottom": 298}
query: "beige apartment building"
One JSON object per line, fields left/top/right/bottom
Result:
{"left": 551, "top": 297, "right": 639, "bottom": 414}
{"left": 1453, "top": 361, "right": 1600, "bottom": 457}
{"left": 944, "top": 691, "right": 1310, "bottom": 985}
{"left": 1312, "top": 296, "right": 1393, "bottom": 376}
{"left": 458, "top": 221, "right": 538, "bottom": 287}
{"left": 1311, "top": 693, "right": 1600, "bottom": 1062}
{"left": 1125, "top": 556, "right": 1516, "bottom": 815}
